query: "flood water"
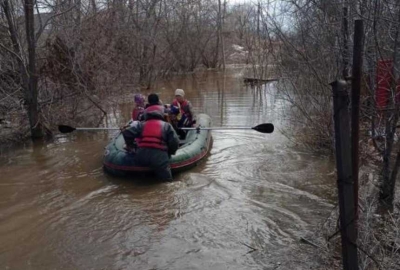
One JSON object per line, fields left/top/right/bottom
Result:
{"left": 0, "top": 68, "right": 337, "bottom": 269}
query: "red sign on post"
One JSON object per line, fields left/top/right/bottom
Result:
{"left": 376, "top": 59, "right": 400, "bottom": 110}
{"left": 376, "top": 60, "right": 392, "bottom": 110}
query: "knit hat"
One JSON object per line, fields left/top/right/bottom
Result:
{"left": 175, "top": 89, "right": 185, "bottom": 97}
{"left": 134, "top": 94, "right": 145, "bottom": 106}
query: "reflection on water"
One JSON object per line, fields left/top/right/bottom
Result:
{"left": 0, "top": 68, "right": 336, "bottom": 269}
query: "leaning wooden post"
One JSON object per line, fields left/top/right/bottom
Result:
{"left": 331, "top": 80, "right": 359, "bottom": 270}
{"left": 351, "top": 19, "right": 364, "bottom": 230}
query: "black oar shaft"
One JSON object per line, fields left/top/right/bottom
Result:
{"left": 75, "top": 128, "right": 120, "bottom": 131}
{"left": 181, "top": 127, "right": 255, "bottom": 130}
{"left": 181, "top": 123, "right": 274, "bottom": 133}
{"left": 58, "top": 125, "right": 121, "bottom": 133}
{"left": 59, "top": 123, "right": 274, "bottom": 134}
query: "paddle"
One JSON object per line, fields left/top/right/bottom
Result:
{"left": 58, "top": 125, "right": 121, "bottom": 133}
{"left": 58, "top": 123, "right": 274, "bottom": 134}
{"left": 180, "top": 123, "right": 274, "bottom": 134}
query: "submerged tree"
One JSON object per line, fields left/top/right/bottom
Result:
{"left": 1, "top": 0, "right": 43, "bottom": 139}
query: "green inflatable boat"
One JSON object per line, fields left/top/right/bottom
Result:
{"left": 103, "top": 113, "right": 213, "bottom": 177}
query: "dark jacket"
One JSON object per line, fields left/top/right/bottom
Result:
{"left": 125, "top": 105, "right": 179, "bottom": 155}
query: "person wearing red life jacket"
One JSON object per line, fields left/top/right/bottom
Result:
{"left": 131, "top": 93, "right": 146, "bottom": 121}
{"left": 171, "top": 89, "right": 196, "bottom": 126}
{"left": 122, "top": 93, "right": 179, "bottom": 181}
{"left": 145, "top": 96, "right": 163, "bottom": 108}
{"left": 169, "top": 89, "right": 196, "bottom": 139}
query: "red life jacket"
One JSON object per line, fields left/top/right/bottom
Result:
{"left": 144, "top": 105, "right": 165, "bottom": 117}
{"left": 132, "top": 107, "right": 144, "bottom": 121}
{"left": 172, "top": 99, "right": 189, "bottom": 117}
{"left": 136, "top": 119, "right": 167, "bottom": 151}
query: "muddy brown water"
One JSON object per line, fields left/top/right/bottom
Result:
{"left": 0, "top": 68, "right": 337, "bottom": 269}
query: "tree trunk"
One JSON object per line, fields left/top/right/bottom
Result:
{"left": 90, "top": 0, "right": 97, "bottom": 13}
{"left": 213, "top": 0, "right": 221, "bottom": 69}
{"left": 380, "top": 6, "right": 400, "bottom": 209}
{"left": 2, "top": 0, "right": 42, "bottom": 139}
{"left": 220, "top": 0, "right": 226, "bottom": 71}
{"left": 342, "top": 7, "right": 349, "bottom": 78}
{"left": 24, "top": 0, "right": 43, "bottom": 139}
{"left": 2, "top": 0, "right": 26, "bottom": 81}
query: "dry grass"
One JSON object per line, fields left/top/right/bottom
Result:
{"left": 298, "top": 166, "right": 400, "bottom": 270}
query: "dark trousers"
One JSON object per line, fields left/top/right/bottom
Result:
{"left": 122, "top": 130, "right": 137, "bottom": 149}
{"left": 135, "top": 148, "right": 172, "bottom": 180}
{"left": 170, "top": 121, "right": 188, "bottom": 140}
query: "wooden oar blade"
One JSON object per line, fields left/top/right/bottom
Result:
{"left": 252, "top": 123, "right": 274, "bottom": 133}
{"left": 58, "top": 125, "right": 76, "bottom": 133}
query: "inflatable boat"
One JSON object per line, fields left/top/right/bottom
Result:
{"left": 103, "top": 113, "right": 212, "bottom": 177}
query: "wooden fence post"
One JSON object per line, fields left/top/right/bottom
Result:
{"left": 331, "top": 80, "right": 359, "bottom": 270}
{"left": 351, "top": 19, "right": 364, "bottom": 229}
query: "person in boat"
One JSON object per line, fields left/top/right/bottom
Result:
{"left": 146, "top": 93, "right": 173, "bottom": 122}
{"left": 122, "top": 94, "right": 167, "bottom": 143}
{"left": 170, "top": 89, "right": 195, "bottom": 126}
{"left": 145, "top": 94, "right": 163, "bottom": 109}
{"left": 131, "top": 93, "right": 146, "bottom": 121}
{"left": 122, "top": 93, "right": 180, "bottom": 181}
{"left": 119, "top": 93, "right": 145, "bottom": 131}
{"left": 169, "top": 89, "right": 196, "bottom": 139}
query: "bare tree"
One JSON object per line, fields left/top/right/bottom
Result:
{"left": 1, "top": 0, "right": 43, "bottom": 139}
